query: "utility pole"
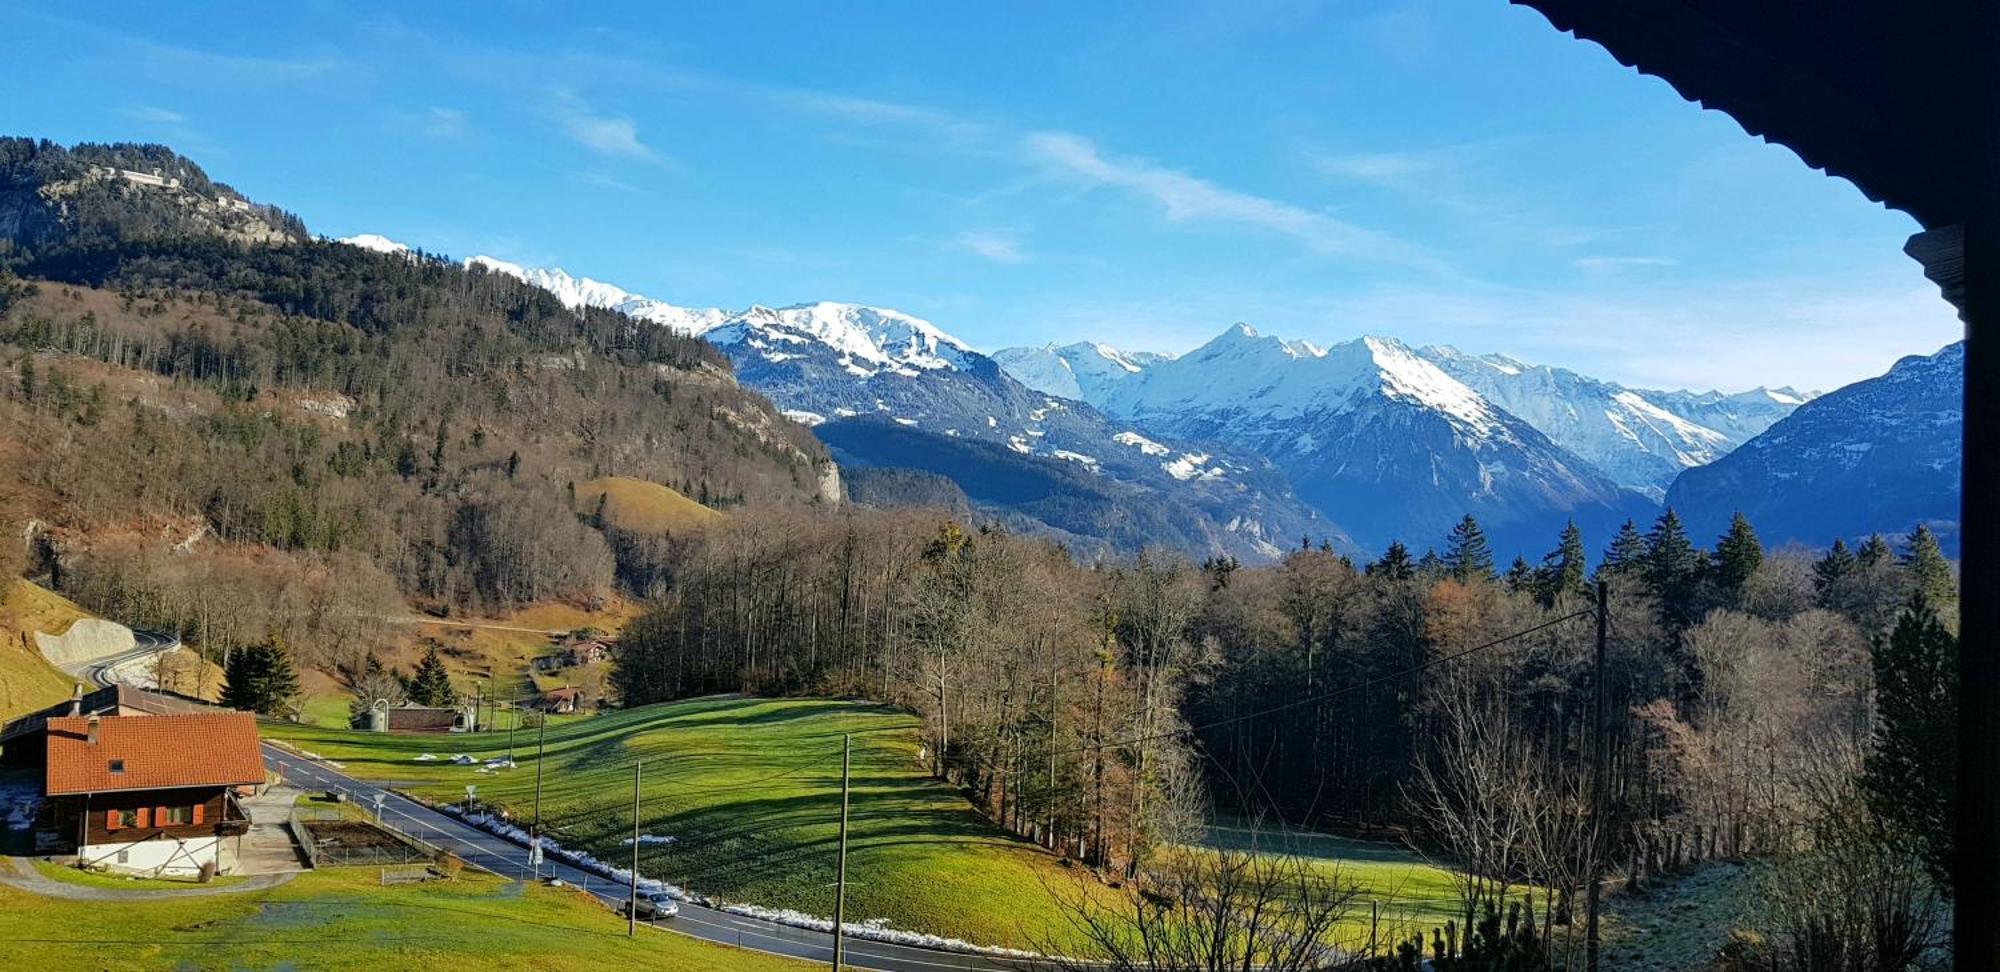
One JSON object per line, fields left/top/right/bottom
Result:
{"left": 832, "top": 734, "right": 851, "bottom": 970}
{"left": 1586, "top": 579, "right": 1609, "bottom": 972}
{"left": 629, "top": 759, "right": 643, "bottom": 938}
{"left": 507, "top": 706, "right": 516, "bottom": 760}
{"left": 531, "top": 712, "right": 547, "bottom": 880}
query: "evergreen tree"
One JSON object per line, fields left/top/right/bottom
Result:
{"left": 1416, "top": 548, "right": 1444, "bottom": 578}
{"left": 1812, "top": 538, "right": 1857, "bottom": 607}
{"left": 1643, "top": 509, "right": 1705, "bottom": 631}
{"left": 1537, "top": 521, "right": 1587, "bottom": 607}
{"left": 1368, "top": 540, "right": 1415, "bottom": 582}
{"left": 1711, "top": 512, "right": 1763, "bottom": 606}
{"left": 1599, "top": 520, "right": 1646, "bottom": 577}
{"left": 1863, "top": 598, "right": 1957, "bottom": 889}
{"left": 407, "top": 645, "right": 457, "bottom": 707}
{"left": 1502, "top": 556, "right": 1534, "bottom": 594}
{"left": 1903, "top": 524, "right": 1956, "bottom": 609}
{"left": 393, "top": 439, "right": 420, "bottom": 479}
{"left": 1442, "top": 515, "right": 1495, "bottom": 583}
{"left": 220, "top": 640, "right": 299, "bottom": 716}
{"left": 1855, "top": 533, "right": 1893, "bottom": 568}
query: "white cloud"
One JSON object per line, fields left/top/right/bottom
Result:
{"left": 1572, "top": 256, "right": 1678, "bottom": 271}
{"left": 126, "top": 106, "right": 185, "bottom": 124}
{"left": 1023, "top": 131, "right": 1444, "bottom": 272}
{"left": 551, "top": 91, "right": 658, "bottom": 161}
{"left": 954, "top": 230, "right": 1027, "bottom": 264}
{"left": 422, "top": 107, "right": 470, "bottom": 140}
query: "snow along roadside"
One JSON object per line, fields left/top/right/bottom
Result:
{"left": 433, "top": 803, "right": 1040, "bottom": 959}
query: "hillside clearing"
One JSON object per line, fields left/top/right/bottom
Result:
{"left": 0, "top": 580, "right": 88, "bottom": 719}
{"left": 573, "top": 476, "right": 723, "bottom": 533}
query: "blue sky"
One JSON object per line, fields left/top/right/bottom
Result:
{"left": 1, "top": 0, "right": 1963, "bottom": 391}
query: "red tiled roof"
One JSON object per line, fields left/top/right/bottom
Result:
{"left": 44, "top": 713, "right": 265, "bottom": 796}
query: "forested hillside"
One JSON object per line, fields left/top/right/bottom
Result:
{"left": 0, "top": 138, "right": 833, "bottom": 674}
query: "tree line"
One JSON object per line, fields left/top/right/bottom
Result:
{"left": 611, "top": 504, "right": 1959, "bottom": 968}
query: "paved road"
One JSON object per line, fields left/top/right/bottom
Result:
{"left": 262, "top": 744, "right": 1050, "bottom": 972}
{"left": 62, "top": 629, "right": 182, "bottom": 687}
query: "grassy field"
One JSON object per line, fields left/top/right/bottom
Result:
{"left": 1197, "top": 823, "right": 1466, "bottom": 946}
{"left": 266, "top": 696, "right": 1091, "bottom": 950}
{"left": 265, "top": 695, "right": 1469, "bottom": 952}
{"left": 0, "top": 864, "right": 808, "bottom": 970}
{"left": 0, "top": 579, "right": 88, "bottom": 719}
{"left": 573, "top": 476, "right": 723, "bottom": 533}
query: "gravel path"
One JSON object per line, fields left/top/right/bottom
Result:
{"left": 0, "top": 855, "right": 296, "bottom": 900}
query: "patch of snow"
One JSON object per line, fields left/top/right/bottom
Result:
{"left": 1113, "top": 431, "right": 1171, "bottom": 456}
{"left": 782, "top": 409, "right": 827, "bottom": 427}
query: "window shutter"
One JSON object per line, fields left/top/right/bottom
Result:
{"left": 156, "top": 805, "right": 168, "bottom": 826}
{"left": 135, "top": 807, "right": 149, "bottom": 828}
{"left": 191, "top": 802, "right": 205, "bottom": 825}
{"left": 105, "top": 809, "right": 119, "bottom": 831}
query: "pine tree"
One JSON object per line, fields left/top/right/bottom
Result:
{"left": 1711, "top": 512, "right": 1763, "bottom": 606}
{"left": 1442, "top": 515, "right": 1495, "bottom": 583}
{"left": 1368, "top": 540, "right": 1415, "bottom": 581}
{"left": 1644, "top": 509, "right": 1705, "bottom": 631}
{"left": 220, "top": 640, "right": 299, "bottom": 716}
{"left": 1503, "top": 556, "right": 1534, "bottom": 594}
{"left": 1863, "top": 598, "right": 1957, "bottom": 888}
{"left": 1599, "top": 520, "right": 1646, "bottom": 577}
{"left": 1538, "top": 521, "right": 1587, "bottom": 607}
{"left": 407, "top": 645, "right": 457, "bottom": 707}
{"left": 1903, "top": 524, "right": 1956, "bottom": 609}
{"left": 1416, "top": 548, "right": 1444, "bottom": 577}
{"left": 1856, "top": 533, "right": 1893, "bottom": 568}
{"left": 1813, "top": 538, "right": 1857, "bottom": 607}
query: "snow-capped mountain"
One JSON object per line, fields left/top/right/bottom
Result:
{"left": 1062, "top": 323, "right": 1653, "bottom": 556}
{"left": 1667, "top": 342, "right": 1963, "bottom": 552}
{"left": 1417, "top": 346, "right": 1807, "bottom": 499}
{"left": 707, "top": 312, "right": 1332, "bottom": 560}
{"left": 463, "top": 255, "right": 730, "bottom": 336}
{"left": 991, "top": 342, "right": 1172, "bottom": 403}
{"left": 336, "top": 235, "right": 1331, "bottom": 561}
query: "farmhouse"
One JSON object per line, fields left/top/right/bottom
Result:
{"left": 40, "top": 712, "right": 263, "bottom": 876}
{"left": 533, "top": 686, "right": 581, "bottom": 714}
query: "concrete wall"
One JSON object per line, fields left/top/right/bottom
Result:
{"left": 82, "top": 835, "right": 221, "bottom": 876}
{"left": 34, "top": 618, "right": 136, "bottom": 669}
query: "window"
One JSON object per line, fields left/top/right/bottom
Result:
{"left": 162, "top": 806, "right": 192, "bottom": 825}
{"left": 116, "top": 849, "right": 128, "bottom": 864}
{"left": 108, "top": 759, "right": 124, "bottom": 774}
{"left": 111, "top": 809, "right": 138, "bottom": 830}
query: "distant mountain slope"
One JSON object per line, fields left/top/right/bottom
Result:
{"left": 1418, "top": 346, "right": 1805, "bottom": 499}
{"left": 428, "top": 245, "right": 1331, "bottom": 561}
{"left": 1068, "top": 324, "right": 1653, "bottom": 557}
{"left": 990, "top": 342, "right": 1170, "bottom": 403}
{"left": 1667, "top": 341, "right": 1963, "bottom": 552}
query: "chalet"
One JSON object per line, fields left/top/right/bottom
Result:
{"left": 40, "top": 712, "right": 262, "bottom": 876}
{"left": 563, "top": 641, "right": 611, "bottom": 667}
{"left": 533, "top": 687, "right": 581, "bottom": 715}
{"left": 1, "top": 684, "right": 219, "bottom": 767}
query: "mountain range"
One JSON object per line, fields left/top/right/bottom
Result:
{"left": 1668, "top": 341, "right": 1964, "bottom": 553}
{"left": 339, "top": 235, "right": 1962, "bottom": 564}
{"left": 343, "top": 236, "right": 1331, "bottom": 561}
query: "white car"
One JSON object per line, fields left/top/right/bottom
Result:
{"left": 625, "top": 892, "right": 681, "bottom": 920}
